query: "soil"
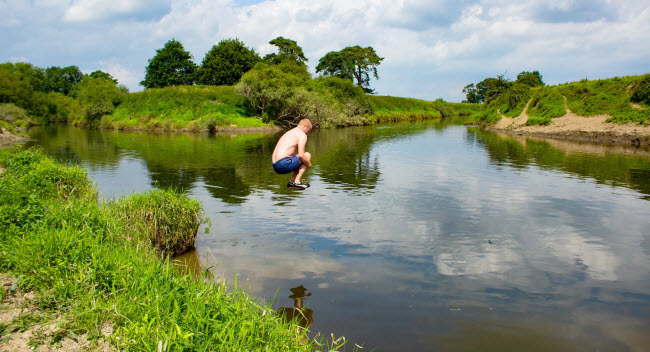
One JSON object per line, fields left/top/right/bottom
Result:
{"left": 0, "top": 274, "right": 112, "bottom": 351}
{"left": 0, "top": 128, "right": 27, "bottom": 148}
{"left": 487, "top": 101, "right": 650, "bottom": 148}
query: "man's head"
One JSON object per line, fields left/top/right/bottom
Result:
{"left": 297, "top": 119, "right": 312, "bottom": 133}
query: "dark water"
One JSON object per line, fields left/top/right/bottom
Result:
{"left": 25, "top": 122, "right": 650, "bottom": 351}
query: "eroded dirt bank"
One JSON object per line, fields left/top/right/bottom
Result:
{"left": 486, "top": 103, "right": 650, "bottom": 147}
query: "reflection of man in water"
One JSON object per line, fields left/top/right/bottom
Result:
{"left": 277, "top": 285, "right": 314, "bottom": 329}
{"left": 271, "top": 119, "right": 313, "bottom": 190}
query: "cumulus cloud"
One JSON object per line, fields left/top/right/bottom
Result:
{"left": 63, "top": 0, "right": 172, "bottom": 22}
{"left": 1, "top": 0, "right": 649, "bottom": 99}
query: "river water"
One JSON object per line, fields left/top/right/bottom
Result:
{"left": 26, "top": 122, "right": 650, "bottom": 351}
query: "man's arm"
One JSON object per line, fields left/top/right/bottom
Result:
{"left": 297, "top": 134, "right": 311, "bottom": 168}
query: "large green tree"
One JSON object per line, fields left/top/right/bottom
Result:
{"left": 263, "top": 37, "right": 308, "bottom": 66}
{"left": 516, "top": 70, "right": 544, "bottom": 87}
{"left": 88, "top": 70, "right": 118, "bottom": 84}
{"left": 197, "top": 38, "right": 260, "bottom": 86}
{"left": 140, "top": 39, "right": 197, "bottom": 89}
{"left": 316, "top": 46, "right": 383, "bottom": 92}
{"left": 44, "top": 66, "right": 83, "bottom": 95}
{"left": 72, "top": 76, "right": 122, "bottom": 126}
{"left": 463, "top": 74, "right": 512, "bottom": 103}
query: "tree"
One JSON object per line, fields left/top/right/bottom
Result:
{"left": 462, "top": 83, "right": 481, "bottom": 103}
{"left": 44, "top": 66, "right": 83, "bottom": 95}
{"left": 516, "top": 71, "right": 544, "bottom": 87}
{"left": 197, "top": 38, "right": 260, "bottom": 86}
{"left": 263, "top": 37, "right": 308, "bottom": 66}
{"left": 316, "top": 46, "right": 383, "bottom": 92}
{"left": 72, "top": 76, "right": 121, "bottom": 126}
{"left": 140, "top": 39, "right": 197, "bottom": 89}
{"left": 88, "top": 70, "right": 118, "bottom": 84}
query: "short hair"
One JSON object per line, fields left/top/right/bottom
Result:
{"left": 298, "top": 119, "right": 312, "bottom": 129}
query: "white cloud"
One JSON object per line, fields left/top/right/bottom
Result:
{"left": 1, "top": 0, "right": 649, "bottom": 99}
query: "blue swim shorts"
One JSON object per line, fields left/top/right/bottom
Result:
{"left": 273, "top": 155, "right": 300, "bottom": 174}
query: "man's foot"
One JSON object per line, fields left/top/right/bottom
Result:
{"left": 293, "top": 181, "right": 310, "bottom": 190}
{"left": 287, "top": 181, "right": 296, "bottom": 189}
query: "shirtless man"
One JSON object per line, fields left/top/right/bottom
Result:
{"left": 272, "top": 119, "right": 312, "bottom": 189}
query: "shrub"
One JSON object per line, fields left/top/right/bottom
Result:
{"left": 528, "top": 86, "right": 566, "bottom": 120}
{"left": 109, "top": 189, "right": 208, "bottom": 257}
{"left": 631, "top": 74, "right": 650, "bottom": 105}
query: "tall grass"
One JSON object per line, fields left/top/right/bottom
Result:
{"left": 526, "top": 86, "right": 566, "bottom": 125}
{"left": 105, "top": 85, "right": 267, "bottom": 131}
{"left": 367, "top": 95, "right": 442, "bottom": 123}
{"left": 0, "top": 148, "right": 325, "bottom": 351}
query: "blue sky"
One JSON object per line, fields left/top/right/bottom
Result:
{"left": 2, "top": 0, "right": 649, "bottom": 102}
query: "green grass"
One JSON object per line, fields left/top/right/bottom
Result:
{"left": 105, "top": 85, "right": 267, "bottom": 131}
{"left": 0, "top": 147, "right": 337, "bottom": 351}
{"left": 367, "top": 95, "right": 442, "bottom": 123}
{"left": 474, "top": 74, "right": 650, "bottom": 125}
{"left": 556, "top": 75, "right": 650, "bottom": 124}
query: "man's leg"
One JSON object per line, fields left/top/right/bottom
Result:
{"left": 291, "top": 152, "right": 311, "bottom": 184}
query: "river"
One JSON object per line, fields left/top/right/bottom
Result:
{"left": 26, "top": 121, "right": 650, "bottom": 351}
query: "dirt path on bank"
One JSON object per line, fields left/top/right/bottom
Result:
{"left": 487, "top": 98, "right": 650, "bottom": 147}
{"left": 1, "top": 274, "right": 112, "bottom": 351}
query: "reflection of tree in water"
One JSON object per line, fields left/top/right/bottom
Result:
{"left": 146, "top": 161, "right": 199, "bottom": 191}
{"left": 470, "top": 129, "right": 650, "bottom": 199}
{"left": 277, "top": 285, "right": 314, "bottom": 329}
{"left": 202, "top": 166, "right": 252, "bottom": 204}
{"left": 312, "top": 127, "right": 381, "bottom": 191}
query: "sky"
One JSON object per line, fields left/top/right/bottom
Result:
{"left": 2, "top": 0, "right": 649, "bottom": 102}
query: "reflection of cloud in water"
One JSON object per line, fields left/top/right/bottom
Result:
{"left": 435, "top": 237, "right": 522, "bottom": 277}
{"left": 543, "top": 226, "right": 619, "bottom": 281}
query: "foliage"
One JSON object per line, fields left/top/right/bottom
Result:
{"left": 0, "top": 62, "right": 79, "bottom": 124}
{"left": 463, "top": 74, "right": 512, "bottom": 104}
{"left": 106, "top": 85, "right": 262, "bottom": 131}
{"left": 462, "top": 83, "right": 481, "bottom": 103}
{"left": 44, "top": 66, "right": 83, "bottom": 95}
{"left": 316, "top": 46, "right": 384, "bottom": 92}
{"left": 494, "top": 83, "right": 532, "bottom": 117}
{"left": 0, "top": 103, "right": 34, "bottom": 127}
{"left": 71, "top": 76, "right": 122, "bottom": 127}
{"left": 0, "top": 148, "right": 320, "bottom": 351}
{"left": 556, "top": 75, "right": 650, "bottom": 124}
{"left": 366, "top": 95, "right": 441, "bottom": 123}
{"left": 630, "top": 74, "right": 650, "bottom": 105}
{"left": 108, "top": 189, "right": 207, "bottom": 257}
{"left": 141, "top": 39, "right": 198, "bottom": 89}
{"left": 197, "top": 38, "right": 260, "bottom": 86}
{"left": 88, "top": 70, "right": 118, "bottom": 84}
{"left": 527, "top": 86, "right": 566, "bottom": 121}
{"left": 263, "top": 37, "right": 308, "bottom": 66}
{"left": 516, "top": 71, "right": 544, "bottom": 87}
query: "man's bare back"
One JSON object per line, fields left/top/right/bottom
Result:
{"left": 271, "top": 119, "right": 313, "bottom": 189}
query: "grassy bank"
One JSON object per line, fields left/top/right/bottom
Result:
{"left": 102, "top": 85, "right": 267, "bottom": 132}
{"left": 0, "top": 148, "right": 331, "bottom": 351}
{"left": 472, "top": 74, "right": 650, "bottom": 126}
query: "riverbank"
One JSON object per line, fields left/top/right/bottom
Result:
{"left": 0, "top": 148, "right": 330, "bottom": 351}
{"left": 487, "top": 105, "right": 650, "bottom": 147}
{"left": 0, "top": 128, "right": 27, "bottom": 148}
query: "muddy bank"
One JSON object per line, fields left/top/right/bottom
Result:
{"left": 486, "top": 103, "right": 650, "bottom": 148}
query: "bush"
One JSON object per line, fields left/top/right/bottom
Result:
{"left": 631, "top": 74, "right": 650, "bottom": 105}
{"left": 527, "top": 86, "right": 566, "bottom": 120}
{"left": 109, "top": 189, "right": 208, "bottom": 257}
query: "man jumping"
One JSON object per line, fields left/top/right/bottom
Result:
{"left": 272, "top": 119, "right": 312, "bottom": 190}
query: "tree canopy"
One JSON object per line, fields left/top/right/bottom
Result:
{"left": 89, "top": 70, "right": 118, "bottom": 84}
{"left": 516, "top": 71, "right": 544, "bottom": 87}
{"left": 141, "top": 39, "right": 197, "bottom": 89}
{"left": 44, "top": 66, "right": 83, "bottom": 95}
{"left": 463, "top": 74, "right": 513, "bottom": 103}
{"left": 197, "top": 38, "right": 260, "bottom": 86}
{"left": 316, "top": 46, "right": 383, "bottom": 92}
{"left": 263, "top": 37, "right": 308, "bottom": 66}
